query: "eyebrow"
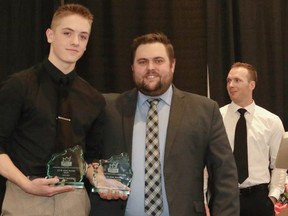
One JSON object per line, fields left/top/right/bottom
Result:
{"left": 136, "top": 56, "right": 164, "bottom": 60}
{"left": 62, "top": 27, "right": 90, "bottom": 35}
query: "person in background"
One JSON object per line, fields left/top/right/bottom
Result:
{"left": 90, "top": 32, "right": 239, "bottom": 216}
{"left": 220, "top": 62, "right": 287, "bottom": 216}
{"left": 0, "top": 4, "right": 111, "bottom": 216}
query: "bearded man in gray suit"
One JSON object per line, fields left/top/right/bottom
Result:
{"left": 89, "top": 32, "right": 239, "bottom": 216}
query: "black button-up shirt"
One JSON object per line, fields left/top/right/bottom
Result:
{"left": 0, "top": 59, "right": 105, "bottom": 177}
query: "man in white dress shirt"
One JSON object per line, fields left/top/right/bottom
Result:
{"left": 220, "top": 62, "right": 287, "bottom": 216}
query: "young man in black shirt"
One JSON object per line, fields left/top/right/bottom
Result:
{"left": 0, "top": 4, "right": 105, "bottom": 215}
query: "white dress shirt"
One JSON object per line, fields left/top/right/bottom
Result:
{"left": 220, "top": 101, "right": 286, "bottom": 199}
{"left": 125, "top": 85, "right": 173, "bottom": 216}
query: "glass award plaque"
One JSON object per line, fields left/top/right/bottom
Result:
{"left": 47, "top": 145, "right": 87, "bottom": 188}
{"left": 92, "top": 153, "right": 133, "bottom": 195}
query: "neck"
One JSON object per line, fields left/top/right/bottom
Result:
{"left": 234, "top": 99, "right": 253, "bottom": 108}
{"left": 48, "top": 56, "right": 75, "bottom": 74}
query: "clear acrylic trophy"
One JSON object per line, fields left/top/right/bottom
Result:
{"left": 47, "top": 145, "right": 87, "bottom": 188}
{"left": 92, "top": 153, "right": 133, "bottom": 195}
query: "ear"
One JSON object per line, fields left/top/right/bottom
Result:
{"left": 46, "top": 28, "right": 54, "bottom": 43}
{"left": 170, "top": 58, "right": 176, "bottom": 73}
{"left": 250, "top": 81, "right": 256, "bottom": 90}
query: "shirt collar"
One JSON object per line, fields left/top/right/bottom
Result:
{"left": 43, "top": 58, "right": 77, "bottom": 84}
{"left": 138, "top": 85, "right": 173, "bottom": 107}
{"left": 230, "top": 100, "right": 255, "bottom": 114}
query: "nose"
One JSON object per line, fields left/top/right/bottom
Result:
{"left": 147, "top": 61, "right": 155, "bottom": 70}
{"left": 228, "top": 80, "right": 234, "bottom": 87}
{"left": 71, "top": 35, "right": 79, "bottom": 46}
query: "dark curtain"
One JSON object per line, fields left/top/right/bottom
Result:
{"left": 0, "top": 0, "right": 60, "bottom": 82}
{"left": 207, "top": 0, "right": 288, "bottom": 129}
{"left": 67, "top": 0, "right": 207, "bottom": 94}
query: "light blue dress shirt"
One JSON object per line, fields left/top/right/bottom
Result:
{"left": 125, "top": 85, "right": 173, "bottom": 216}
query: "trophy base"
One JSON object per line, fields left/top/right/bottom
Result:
{"left": 91, "top": 187, "right": 130, "bottom": 195}
{"left": 55, "top": 181, "right": 85, "bottom": 189}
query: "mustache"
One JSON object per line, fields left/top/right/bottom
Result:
{"left": 144, "top": 70, "right": 159, "bottom": 77}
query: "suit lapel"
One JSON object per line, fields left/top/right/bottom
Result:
{"left": 119, "top": 87, "right": 185, "bottom": 164}
{"left": 164, "top": 88, "right": 185, "bottom": 160}
{"left": 121, "top": 89, "right": 138, "bottom": 161}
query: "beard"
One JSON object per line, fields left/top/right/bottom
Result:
{"left": 135, "top": 78, "right": 166, "bottom": 96}
{"left": 133, "top": 68, "right": 174, "bottom": 96}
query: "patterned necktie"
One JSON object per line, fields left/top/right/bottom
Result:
{"left": 234, "top": 108, "right": 248, "bottom": 184}
{"left": 145, "top": 99, "right": 163, "bottom": 216}
{"left": 55, "top": 77, "right": 73, "bottom": 152}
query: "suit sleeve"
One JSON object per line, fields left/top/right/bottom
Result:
{"left": 206, "top": 102, "right": 240, "bottom": 216}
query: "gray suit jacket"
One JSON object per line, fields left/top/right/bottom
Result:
{"left": 90, "top": 87, "right": 239, "bottom": 216}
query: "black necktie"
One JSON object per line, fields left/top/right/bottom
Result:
{"left": 55, "top": 77, "right": 73, "bottom": 152}
{"left": 234, "top": 108, "right": 248, "bottom": 184}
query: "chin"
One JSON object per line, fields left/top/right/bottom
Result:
{"left": 64, "top": 58, "right": 78, "bottom": 64}
{"left": 144, "top": 87, "right": 168, "bottom": 97}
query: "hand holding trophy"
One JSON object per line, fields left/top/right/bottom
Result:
{"left": 92, "top": 153, "right": 133, "bottom": 195}
{"left": 46, "top": 145, "right": 87, "bottom": 188}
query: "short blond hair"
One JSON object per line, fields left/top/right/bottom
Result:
{"left": 50, "top": 4, "right": 93, "bottom": 29}
{"left": 231, "top": 62, "right": 258, "bottom": 82}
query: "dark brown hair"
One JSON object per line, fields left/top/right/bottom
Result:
{"left": 130, "top": 32, "right": 175, "bottom": 64}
